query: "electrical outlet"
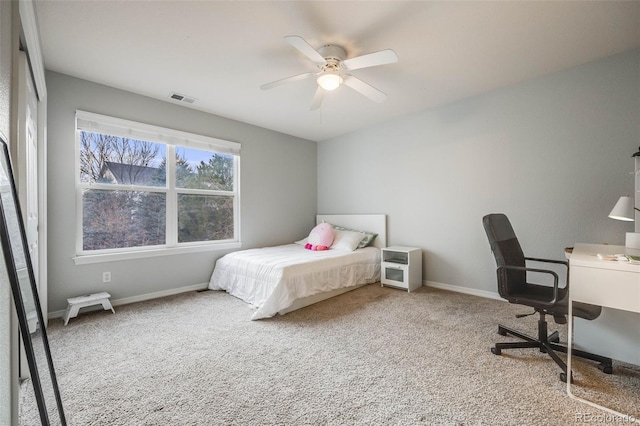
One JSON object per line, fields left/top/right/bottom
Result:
{"left": 102, "top": 272, "right": 111, "bottom": 283}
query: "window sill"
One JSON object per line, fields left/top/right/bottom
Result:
{"left": 72, "top": 242, "right": 242, "bottom": 265}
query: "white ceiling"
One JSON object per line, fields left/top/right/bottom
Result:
{"left": 34, "top": 1, "right": 640, "bottom": 142}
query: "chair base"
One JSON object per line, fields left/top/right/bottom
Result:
{"left": 491, "top": 320, "right": 613, "bottom": 382}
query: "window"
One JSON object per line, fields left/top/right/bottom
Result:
{"left": 75, "top": 111, "right": 240, "bottom": 261}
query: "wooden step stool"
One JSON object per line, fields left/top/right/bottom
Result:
{"left": 63, "top": 292, "right": 115, "bottom": 325}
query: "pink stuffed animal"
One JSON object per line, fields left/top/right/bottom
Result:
{"left": 305, "top": 223, "right": 334, "bottom": 251}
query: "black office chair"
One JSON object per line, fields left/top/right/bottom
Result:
{"left": 482, "top": 213, "right": 612, "bottom": 382}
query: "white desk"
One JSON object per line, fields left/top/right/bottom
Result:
{"left": 568, "top": 243, "right": 640, "bottom": 422}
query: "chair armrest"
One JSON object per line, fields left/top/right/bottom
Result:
{"left": 525, "top": 256, "right": 570, "bottom": 291}
{"left": 498, "top": 264, "right": 560, "bottom": 307}
{"left": 524, "top": 257, "right": 568, "bottom": 267}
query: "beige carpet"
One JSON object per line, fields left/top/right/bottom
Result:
{"left": 21, "top": 285, "right": 640, "bottom": 425}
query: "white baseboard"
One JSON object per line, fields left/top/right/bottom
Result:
{"left": 49, "top": 280, "right": 501, "bottom": 319}
{"left": 48, "top": 282, "right": 209, "bottom": 319}
{"left": 424, "top": 280, "right": 503, "bottom": 301}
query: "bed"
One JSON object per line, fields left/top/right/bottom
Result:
{"left": 208, "top": 214, "right": 387, "bottom": 320}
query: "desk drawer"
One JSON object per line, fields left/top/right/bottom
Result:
{"left": 571, "top": 266, "right": 640, "bottom": 313}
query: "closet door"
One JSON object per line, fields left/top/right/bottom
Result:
{"left": 17, "top": 51, "right": 39, "bottom": 288}
{"left": 16, "top": 50, "right": 40, "bottom": 380}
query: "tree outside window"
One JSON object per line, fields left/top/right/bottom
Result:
{"left": 77, "top": 123, "right": 238, "bottom": 253}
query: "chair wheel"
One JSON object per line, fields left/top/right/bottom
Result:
{"left": 560, "top": 372, "right": 573, "bottom": 383}
{"left": 491, "top": 347, "right": 501, "bottom": 355}
{"left": 598, "top": 364, "right": 613, "bottom": 374}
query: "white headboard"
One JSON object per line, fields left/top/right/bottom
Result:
{"left": 316, "top": 214, "right": 387, "bottom": 249}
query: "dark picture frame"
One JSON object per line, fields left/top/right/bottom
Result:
{"left": 0, "top": 136, "right": 66, "bottom": 425}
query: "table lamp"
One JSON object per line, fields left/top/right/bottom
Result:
{"left": 608, "top": 196, "right": 638, "bottom": 221}
{"left": 609, "top": 196, "right": 640, "bottom": 248}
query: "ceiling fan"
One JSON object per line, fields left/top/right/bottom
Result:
{"left": 261, "top": 35, "right": 399, "bottom": 110}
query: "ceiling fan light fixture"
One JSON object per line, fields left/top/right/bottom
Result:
{"left": 262, "top": 35, "right": 398, "bottom": 108}
{"left": 317, "top": 73, "right": 343, "bottom": 91}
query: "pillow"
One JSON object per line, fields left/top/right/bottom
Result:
{"left": 331, "top": 229, "right": 366, "bottom": 251}
{"left": 331, "top": 225, "right": 378, "bottom": 248}
{"left": 304, "top": 222, "right": 334, "bottom": 251}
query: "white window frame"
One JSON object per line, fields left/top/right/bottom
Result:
{"left": 73, "top": 110, "right": 241, "bottom": 265}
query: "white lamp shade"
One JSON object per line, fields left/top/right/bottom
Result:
{"left": 317, "top": 73, "right": 342, "bottom": 91}
{"left": 608, "top": 196, "right": 635, "bottom": 221}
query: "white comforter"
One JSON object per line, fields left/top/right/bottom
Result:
{"left": 208, "top": 244, "right": 380, "bottom": 320}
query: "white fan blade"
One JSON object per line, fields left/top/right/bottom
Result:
{"left": 260, "top": 72, "right": 315, "bottom": 90}
{"left": 310, "top": 86, "right": 324, "bottom": 110}
{"left": 342, "top": 49, "right": 398, "bottom": 71}
{"left": 285, "top": 35, "right": 327, "bottom": 67}
{"left": 343, "top": 75, "right": 387, "bottom": 103}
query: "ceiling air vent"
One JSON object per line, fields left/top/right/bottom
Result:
{"left": 169, "top": 92, "right": 197, "bottom": 104}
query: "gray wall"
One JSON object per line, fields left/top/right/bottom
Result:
{"left": 46, "top": 71, "right": 317, "bottom": 313}
{"left": 318, "top": 49, "right": 640, "bottom": 296}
